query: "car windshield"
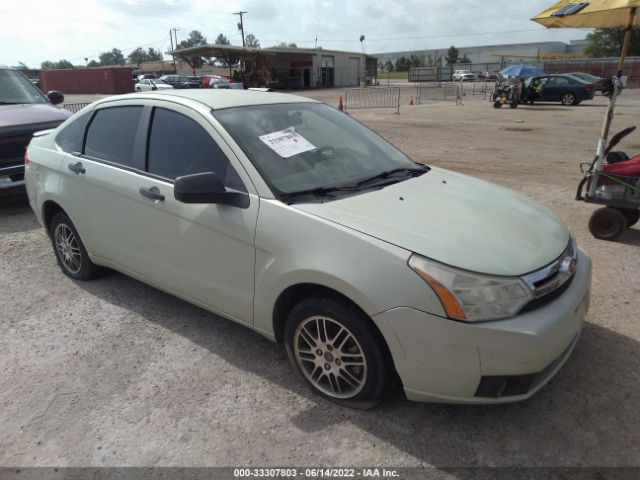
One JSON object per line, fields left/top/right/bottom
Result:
{"left": 214, "top": 103, "right": 428, "bottom": 201}
{"left": 153, "top": 80, "right": 168, "bottom": 85}
{"left": 0, "top": 69, "right": 48, "bottom": 104}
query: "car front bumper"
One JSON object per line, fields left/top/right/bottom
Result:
{"left": 372, "top": 247, "right": 592, "bottom": 404}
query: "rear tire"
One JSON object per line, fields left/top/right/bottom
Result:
{"left": 616, "top": 208, "right": 640, "bottom": 227}
{"left": 562, "top": 92, "right": 576, "bottom": 106}
{"left": 50, "top": 212, "right": 100, "bottom": 280}
{"left": 284, "top": 296, "right": 394, "bottom": 409}
{"left": 588, "top": 207, "right": 626, "bottom": 240}
{"left": 493, "top": 100, "right": 502, "bottom": 108}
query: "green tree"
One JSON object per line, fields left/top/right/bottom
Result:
{"left": 384, "top": 60, "right": 394, "bottom": 72}
{"left": 245, "top": 33, "right": 260, "bottom": 48}
{"left": 274, "top": 42, "right": 297, "bottom": 48}
{"left": 585, "top": 28, "right": 640, "bottom": 58}
{"left": 55, "top": 59, "right": 74, "bottom": 69}
{"left": 146, "top": 47, "right": 163, "bottom": 61}
{"left": 40, "top": 60, "right": 56, "bottom": 70}
{"left": 99, "top": 48, "right": 125, "bottom": 66}
{"left": 395, "top": 56, "right": 410, "bottom": 72}
{"left": 87, "top": 60, "right": 99, "bottom": 67}
{"left": 446, "top": 45, "right": 460, "bottom": 65}
{"left": 408, "top": 53, "right": 426, "bottom": 67}
{"left": 127, "top": 47, "right": 149, "bottom": 65}
{"left": 14, "top": 61, "right": 29, "bottom": 70}
{"left": 178, "top": 30, "right": 209, "bottom": 74}
{"left": 459, "top": 53, "right": 471, "bottom": 64}
{"left": 215, "top": 33, "right": 230, "bottom": 45}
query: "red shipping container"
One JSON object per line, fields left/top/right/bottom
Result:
{"left": 39, "top": 67, "right": 135, "bottom": 94}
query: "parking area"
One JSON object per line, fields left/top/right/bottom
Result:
{"left": 1, "top": 87, "right": 640, "bottom": 471}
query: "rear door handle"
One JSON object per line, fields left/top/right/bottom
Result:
{"left": 139, "top": 186, "right": 165, "bottom": 202}
{"left": 68, "top": 162, "right": 85, "bottom": 175}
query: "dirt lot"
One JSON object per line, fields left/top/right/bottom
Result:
{"left": 1, "top": 87, "right": 639, "bottom": 472}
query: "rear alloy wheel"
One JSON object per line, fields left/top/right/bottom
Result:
{"left": 562, "top": 92, "right": 576, "bottom": 106}
{"left": 588, "top": 207, "right": 627, "bottom": 240}
{"left": 284, "top": 297, "right": 393, "bottom": 408}
{"left": 50, "top": 212, "right": 100, "bottom": 280}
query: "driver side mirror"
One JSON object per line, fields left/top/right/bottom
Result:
{"left": 174, "top": 172, "right": 249, "bottom": 208}
{"left": 47, "top": 91, "right": 64, "bottom": 105}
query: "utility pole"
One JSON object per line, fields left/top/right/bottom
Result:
{"left": 233, "top": 11, "right": 248, "bottom": 46}
{"left": 170, "top": 28, "right": 179, "bottom": 73}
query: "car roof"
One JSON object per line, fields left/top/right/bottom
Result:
{"left": 99, "top": 89, "right": 318, "bottom": 110}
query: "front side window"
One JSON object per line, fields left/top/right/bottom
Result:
{"left": 214, "top": 103, "right": 426, "bottom": 200}
{"left": 84, "top": 106, "right": 143, "bottom": 167}
{"left": 147, "top": 107, "right": 245, "bottom": 191}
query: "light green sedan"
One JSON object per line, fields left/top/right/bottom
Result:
{"left": 25, "top": 90, "right": 591, "bottom": 407}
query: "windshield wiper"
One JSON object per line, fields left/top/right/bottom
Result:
{"left": 356, "top": 166, "right": 429, "bottom": 187}
{"left": 279, "top": 185, "right": 361, "bottom": 203}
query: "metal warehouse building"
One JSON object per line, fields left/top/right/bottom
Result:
{"left": 168, "top": 44, "right": 377, "bottom": 89}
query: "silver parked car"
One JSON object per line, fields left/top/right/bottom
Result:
{"left": 25, "top": 90, "right": 591, "bottom": 407}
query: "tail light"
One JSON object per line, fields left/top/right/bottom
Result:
{"left": 585, "top": 84, "right": 594, "bottom": 92}
{"left": 24, "top": 149, "right": 30, "bottom": 165}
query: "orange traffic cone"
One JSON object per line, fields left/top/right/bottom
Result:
{"left": 338, "top": 96, "right": 344, "bottom": 111}
{"left": 409, "top": 97, "right": 414, "bottom": 105}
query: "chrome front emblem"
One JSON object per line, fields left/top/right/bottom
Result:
{"left": 522, "top": 238, "right": 578, "bottom": 299}
{"left": 562, "top": 256, "right": 577, "bottom": 275}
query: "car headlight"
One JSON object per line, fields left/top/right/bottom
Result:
{"left": 408, "top": 255, "right": 533, "bottom": 322}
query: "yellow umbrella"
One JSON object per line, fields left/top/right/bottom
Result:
{"left": 533, "top": 1, "right": 638, "bottom": 71}
{"left": 532, "top": 0, "right": 639, "bottom": 194}
{"left": 533, "top": 1, "right": 639, "bottom": 29}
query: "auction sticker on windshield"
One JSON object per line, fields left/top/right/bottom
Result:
{"left": 259, "top": 127, "right": 315, "bottom": 158}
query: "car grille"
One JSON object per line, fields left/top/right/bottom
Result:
{"left": 0, "top": 136, "right": 30, "bottom": 167}
{"left": 519, "top": 238, "right": 578, "bottom": 312}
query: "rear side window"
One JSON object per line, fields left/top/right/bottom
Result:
{"left": 147, "top": 107, "right": 245, "bottom": 191}
{"left": 84, "top": 106, "right": 143, "bottom": 166}
{"left": 55, "top": 110, "right": 91, "bottom": 153}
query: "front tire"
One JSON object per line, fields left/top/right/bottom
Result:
{"left": 50, "top": 212, "right": 100, "bottom": 280}
{"left": 284, "top": 297, "right": 394, "bottom": 409}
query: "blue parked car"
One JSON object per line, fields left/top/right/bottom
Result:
{"left": 522, "top": 74, "right": 595, "bottom": 106}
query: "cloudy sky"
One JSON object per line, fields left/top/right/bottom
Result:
{"left": 1, "top": 0, "right": 591, "bottom": 68}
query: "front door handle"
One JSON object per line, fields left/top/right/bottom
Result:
{"left": 139, "top": 186, "right": 165, "bottom": 202}
{"left": 68, "top": 162, "right": 85, "bottom": 175}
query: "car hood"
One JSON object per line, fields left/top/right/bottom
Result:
{"left": 294, "top": 167, "right": 569, "bottom": 276}
{"left": 0, "top": 103, "right": 70, "bottom": 129}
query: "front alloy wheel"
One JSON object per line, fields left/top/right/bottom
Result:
{"left": 293, "top": 316, "right": 367, "bottom": 399}
{"left": 284, "top": 297, "right": 394, "bottom": 408}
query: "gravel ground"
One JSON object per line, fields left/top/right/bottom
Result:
{"left": 1, "top": 88, "right": 639, "bottom": 471}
